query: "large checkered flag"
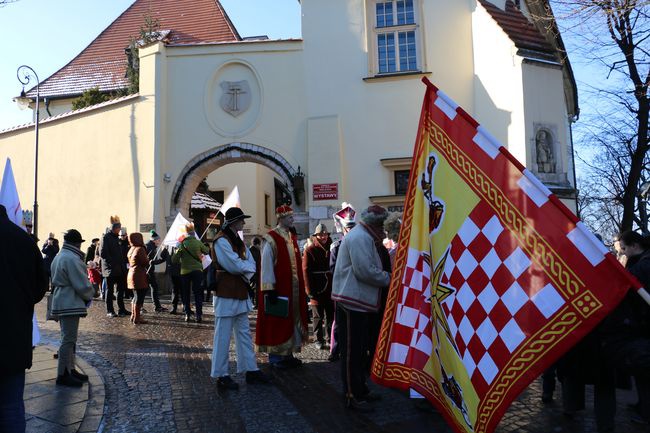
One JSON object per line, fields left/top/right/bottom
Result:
{"left": 371, "top": 78, "right": 641, "bottom": 433}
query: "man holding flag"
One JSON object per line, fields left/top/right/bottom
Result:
{"left": 371, "top": 78, "right": 643, "bottom": 433}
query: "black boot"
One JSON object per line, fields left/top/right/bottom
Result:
{"left": 56, "top": 370, "right": 83, "bottom": 387}
{"left": 71, "top": 369, "right": 89, "bottom": 382}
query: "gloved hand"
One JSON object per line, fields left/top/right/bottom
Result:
{"left": 266, "top": 290, "right": 279, "bottom": 304}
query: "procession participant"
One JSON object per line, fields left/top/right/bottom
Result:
{"left": 145, "top": 231, "right": 168, "bottom": 312}
{"left": 210, "top": 208, "right": 270, "bottom": 390}
{"left": 50, "top": 229, "right": 95, "bottom": 387}
{"left": 100, "top": 216, "right": 129, "bottom": 317}
{"left": 256, "top": 205, "right": 308, "bottom": 369}
{"left": 601, "top": 230, "right": 650, "bottom": 426}
{"left": 248, "top": 237, "right": 262, "bottom": 307}
{"left": 328, "top": 204, "right": 357, "bottom": 362}
{"left": 332, "top": 205, "right": 391, "bottom": 411}
{"left": 167, "top": 246, "right": 184, "bottom": 315}
{"left": 0, "top": 205, "right": 47, "bottom": 432}
{"left": 127, "top": 232, "right": 150, "bottom": 325}
{"left": 172, "top": 223, "right": 210, "bottom": 323}
{"left": 302, "top": 223, "right": 333, "bottom": 350}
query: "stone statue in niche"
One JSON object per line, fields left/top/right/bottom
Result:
{"left": 535, "top": 129, "right": 555, "bottom": 173}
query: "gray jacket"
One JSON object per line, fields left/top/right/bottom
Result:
{"left": 331, "top": 225, "right": 390, "bottom": 312}
{"left": 51, "top": 244, "right": 95, "bottom": 317}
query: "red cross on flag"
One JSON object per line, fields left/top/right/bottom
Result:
{"left": 371, "top": 78, "right": 640, "bottom": 433}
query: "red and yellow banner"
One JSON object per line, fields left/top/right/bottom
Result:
{"left": 371, "top": 78, "right": 639, "bottom": 433}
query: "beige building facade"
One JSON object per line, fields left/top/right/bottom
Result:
{"left": 0, "top": 0, "right": 578, "bottom": 241}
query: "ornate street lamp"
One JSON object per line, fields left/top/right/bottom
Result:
{"left": 15, "top": 65, "right": 40, "bottom": 240}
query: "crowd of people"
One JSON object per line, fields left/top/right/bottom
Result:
{"left": 3, "top": 199, "right": 650, "bottom": 432}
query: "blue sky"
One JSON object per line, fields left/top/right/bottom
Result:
{"left": 0, "top": 0, "right": 302, "bottom": 130}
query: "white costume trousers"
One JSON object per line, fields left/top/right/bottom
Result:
{"left": 210, "top": 310, "right": 258, "bottom": 378}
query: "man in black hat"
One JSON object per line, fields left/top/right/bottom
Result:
{"left": 145, "top": 231, "right": 168, "bottom": 312}
{"left": 0, "top": 205, "right": 47, "bottom": 432}
{"left": 100, "top": 219, "right": 129, "bottom": 317}
{"left": 50, "top": 229, "right": 95, "bottom": 387}
{"left": 210, "top": 207, "right": 269, "bottom": 390}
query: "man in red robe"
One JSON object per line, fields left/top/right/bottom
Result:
{"left": 255, "top": 205, "right": 308, "bottom": 369}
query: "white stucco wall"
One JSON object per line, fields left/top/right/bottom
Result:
{"left": 0, "top": 96, "right": 155, "bottom": 242}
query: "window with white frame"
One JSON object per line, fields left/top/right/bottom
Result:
{"left": 371, "top": 0, "right": 420, "bottom": 74}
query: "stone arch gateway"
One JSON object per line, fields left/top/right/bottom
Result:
{"left": 170, "top": 142, "right": 299, "bottom": 220}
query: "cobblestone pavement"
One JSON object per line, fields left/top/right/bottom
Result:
{"left": 34, "top": 297, "right": 648, "bottom": 433}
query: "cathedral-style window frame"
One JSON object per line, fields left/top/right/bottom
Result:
{"left": 367, "top": 0, "right": 423, "bottom": 75}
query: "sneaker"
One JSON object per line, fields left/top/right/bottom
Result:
{"left": 184, "top": 315, "right": 193, "bottom": 323}
{"left": 169, "top": 309, "right": 177, "bottom": 315}
{"left": 314, "top": 341, "right": 325, "bottom": 350}
{"left": 155, "top": 306, "right": 168, "bottom": 313}
{"left": 117, "top": 310, "right": 130, "bottom": 317}
{"left": 216, "top": 376, "right": 239, "bottom": 390}
{"left": 245, "top": 370, "right": 271, "bottom": 384}
{"left": 106, "top": 312, "right": 118, "bottom": 318}
{"left": 70, "top": 369, "right": 88, "bottom": 382}
{"left": 56, "top": 372, "right": 83, "bottom": 388}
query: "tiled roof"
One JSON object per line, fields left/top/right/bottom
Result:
{"left": 27, "top": 0, "right": 240, "bottom": 99}
{"left": 478, "top": 0, "right": 554, "bottom": 55}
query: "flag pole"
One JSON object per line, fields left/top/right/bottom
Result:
{"left": 199, "top": 211, "right": 222, "bottom": 241}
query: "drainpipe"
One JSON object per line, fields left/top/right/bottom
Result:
{"left": 568, "top": 112, "right": 579, "bottom": 218}
{"left": 44, "top": 97, "right": 52, "bottom": 117}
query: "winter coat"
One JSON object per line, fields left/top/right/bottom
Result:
{"left": 331, "top": 224, "right": 391, "bottom": 312}
{"left": 51, "top": 243, "right": 95, "bottom": 317}
{"left": 127, "top": 233, "right": 149, "bottom": 290}
{"left": 172, "top": 235, "right": 209, "bottom": 275}
{"left": 100, "top": 231, "right": 124, "bottom": 277}
{"left": 145, "top": 240, "right": 168, "bottom": 275}
{"left": 41, "top": 241, "right": 59, "bottom": 275}
{"left": 302, "top": 237, "right": 332, "bottom": 305}
{"left": 85, "top": 243, "right": 97, "bottom": 263}
{"left": 0, "top": 207, "right": 48, "bottom": 376}
{"left": 601, "top": 250, "right": 650, "bottom": 342}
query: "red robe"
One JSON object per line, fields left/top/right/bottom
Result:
{"left": 255, "top": 228, "right": 308, "bottom": 354}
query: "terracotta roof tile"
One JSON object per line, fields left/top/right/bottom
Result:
{"left": 28, "top": 0, "right": 240, "bottom": 99}
{"left": 478, "top": 0, "right": 554, "bottom": 55}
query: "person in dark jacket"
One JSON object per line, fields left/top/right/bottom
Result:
{"left": 167, "top": 247, "right": 184, "bottom": 315}
{"left": 601, "top": 230, "right": 650, "bottom": 426}
{"left": 145, "top": 231, "right": 168, "bottom": 312}
{"left": 85, "top": 238, "right": 99, "bottom": 263}
{"left": 100, "top": 216, "right": 129, "bottom": 317}
{"left": 41, "top": 233, "right": 60, "bottom": 284}
{"left": 302, "top": 224, "right": 333, "bottom": 350}
{"left": 0, "top": 205, "right": 48, "bottom": 431}
{"left": 248, "top": 237, "right": 262, "bottom": 307}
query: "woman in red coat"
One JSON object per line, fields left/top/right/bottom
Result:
{"left": 127, "top": 232, "right": 150, "bottom": 324}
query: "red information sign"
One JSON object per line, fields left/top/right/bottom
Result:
{"left": 313, "top": 183, "right": 338, "bottom": 200}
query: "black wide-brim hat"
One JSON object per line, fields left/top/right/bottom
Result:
{"left": 63, "top": 229, "right": 85, "bottom": 244}
{"left": 223, "top": 207, "right": 251, "bottom": 226}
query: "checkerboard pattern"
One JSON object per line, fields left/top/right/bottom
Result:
{"left": 387, "top": 248, "right": 435, "bottom": 372}
{"left": 439, "top": 201, "right": 565, "bottom": 395}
